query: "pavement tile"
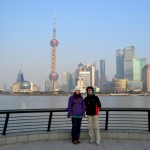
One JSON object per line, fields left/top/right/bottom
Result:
{"left": 102, "top": 139, "right": 125, "bottom": 150}
{"left": 42, "top": 140, "right": 64, "bottom": 150}
{"left": 139, "top": 141, "right": 150, "bottom": 150}
{"left": 20, "top": 141, "right": 45, "bottom": 150}
{"left": 0, "top": 139, "right": 149, "bottom": 150}
{"left": 0, "top": 143, "right": 23, "bottom": 150}
{"left": 82, "top": 139, "right": 104, "bottom": 150}
{"left": 120, "top": 140, "right": 146, "bottom": 150}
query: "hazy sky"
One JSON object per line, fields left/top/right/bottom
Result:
{"left": 0, "top": 0, "right": 150, "bottom": 90}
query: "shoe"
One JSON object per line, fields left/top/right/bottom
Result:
{"left": 96, "top": 142, "right": 100, "bottom": 146}
{"left": 89, "top": 140, "right": 94, "bottom": 144}
{"left": 72, "top": 141, "right": 77, "bottom": 144}
{"left": 77, "top": 140, "right": 81, "bottom": 144}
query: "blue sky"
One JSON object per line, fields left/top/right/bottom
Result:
{"left": 0, "top": 0, "right": 150, "bottom": 90}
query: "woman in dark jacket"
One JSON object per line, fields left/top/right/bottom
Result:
{"left": 84, "top": 86, "right": 101, "bottom": 146}
{"left": 68, "top": 86, "right": 85, "bottom": 144}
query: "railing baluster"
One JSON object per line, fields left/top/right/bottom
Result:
{"left": 2, "top": 113, "right": 10, "bottom": 135}
{"left": 148, "top": 111, "right": 150, "bottom": 132}
{"left": 47, "top": 112, "right": 53, "bottom": 132}
{"left": 0, "top": 108, "right": 150, "bottom": 135}
{"left": 105, "top": 110, "right": 109, "bottom": 130}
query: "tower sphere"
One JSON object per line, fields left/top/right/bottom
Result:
{"left": 50, "top": 39, "right": 59, "bottom": 47}
{"left": 49, "top": 72, "right": 59, "bottom": 81}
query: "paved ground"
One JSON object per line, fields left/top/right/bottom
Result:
{"left": 0, "top": 139, "right": 150, "bottom": 150}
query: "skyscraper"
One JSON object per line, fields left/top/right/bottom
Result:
{"left": 123, "top": 46, "right": 134, "bottom": 80}
{"left": 116, "top": 46, "right": 146, "bottom": 81}
{"left": 61, "top": 72, "right": 68, "bottom": 92}
{"left": 75, "top": 63, "right": 99, "bottom": 92}
{"left": 142, "top": 64, "right": 150, "bottom": 92}
{"left": 77, "top": 71, "right": 90, "bottom": 93}
{"left": 49, "top": 17, "right": 59, "bottom": 91}
{"left": 116, "top": 49, "right": 124, "bottom": 79}
{"left": 67, "top": 73, "right": 75, "bottom": 92}
{"left": 45, "top": 79, "right": 51, "bottom": 92}
{"left": 133, "top": 57, "right": 146, "bottom": 81}
{"left": 16, "top": 70, "right": 24, "bottom": 83}
{"left": 87, "top": 64, "right": 99, "bottom": 87}
{"left": 100, "top": 60, "right": 106, "bottom": 91}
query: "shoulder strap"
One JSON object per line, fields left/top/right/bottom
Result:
{"left": 72, "top": 98, "right": 80, "bottom": 110}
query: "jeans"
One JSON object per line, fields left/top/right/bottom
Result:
{"left": 71, "top": 117, "right": 82, "bottom": 141}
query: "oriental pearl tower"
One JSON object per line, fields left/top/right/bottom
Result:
{"left": 49, "top": 17, "right": 59, "bottom": 91}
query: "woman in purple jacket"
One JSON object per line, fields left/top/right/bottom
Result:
{"left": 68, "top": 86, "right": 85, "bottom": 144}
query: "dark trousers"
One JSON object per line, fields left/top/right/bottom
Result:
{"left": 71, "top": 117, "right": 82, "bottom": 141}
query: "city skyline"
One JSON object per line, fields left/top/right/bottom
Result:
{"left": 1, "top": 0, "right": 150, "bottom": 90}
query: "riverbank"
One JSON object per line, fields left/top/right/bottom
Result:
{"left": 0, "top": 92, "right": 150, "bottom": 96}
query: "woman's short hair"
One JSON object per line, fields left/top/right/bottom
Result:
{"left": 86, "top": 86, "right": 94, "bottom": 93}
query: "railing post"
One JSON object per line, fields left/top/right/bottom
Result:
{"left": 3, "top": 113, "right": 10, "bottom": 135}
{"left": 148, "top": 111, "right": 150, "bottom": 132}
{"left": 105, "top": 110, "right": 109, "bottom": 130}
{"left": 47, "top": 112, "right": 53, "bottom": 132}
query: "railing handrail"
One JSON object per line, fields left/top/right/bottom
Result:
{"left": 1, "top": 107, "right": 150, "bottom": 135}
{"left": 1, "top": 107, "right": 150, "bottom": 114}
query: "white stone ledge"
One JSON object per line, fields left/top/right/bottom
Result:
{"left": 0, "top": 130, "right": 150, "bottom": 145}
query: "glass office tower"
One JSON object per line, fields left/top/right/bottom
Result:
{"left": 133, "top": 57, "right": 146, "bottom": 81}
{"left": 133, "top": 57, "right": 141, "bottom": 81}
{"left": 116, "top": 46, "right": 146, "bottom": 81}
{"left": 123, "top": 46, "right": 134, "bottom": 80}
{"left": 100, "top": 60, "right": 106, "bottom": 91}
{"left": 16, "top": 70, "right": 24, "bottom": 83}
{"left": 142, "top": 64, "right": 150, "bottom": 92}
{"left": 116, "top": 49, "right": 124, "bottom": 79}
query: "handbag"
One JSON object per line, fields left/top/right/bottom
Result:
{"left": 67, "top": 98, "right": 80, "bottom": 118}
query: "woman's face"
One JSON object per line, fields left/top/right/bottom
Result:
{"left": 88, "top": 89, "right": 93, "bottom": 94}
{"left": 75, "top": 90, "right": 80, "bottom": 95}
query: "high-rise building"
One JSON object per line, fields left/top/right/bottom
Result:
{"left": 61, "top": 72, "right": 75, "bottom": 92}
{"left": 77, "top": 71, "right": 90, "bottom": 93}
{"left": 67, "top": 73, "right": 75, "bottom": 92}
{"left": 75, "top": 63, "right": 99, "bottom": 92}
{"left": 76, "top": 77, "right": 83, "bottom": 92}
{"left": 16, "top": 70, "right": 24, "bottom": 83}
{"left": 49, "top": 17, "right": 59, "bottom": 91}
{"left": 116, "top": 49, "right": 124, "bottom": 79}
{"left": 61, "top": 72, "right": 68, "bottom": 92}
{"left": 140, "top": 58, "right": 147, "bottom": 74}
{"left": 116, "top": 46, "right": 146, "bottom": 81}
{"left": 123, "top": 46, "right": 134, "bottom": 80}
{"left": 142, "top": 64, "right": 150, "bottom": 92}
{"left": 133, "top": 57, "right": 146, "bottom": 81}
{"left": 87, "top": 63, "right": 99, "bottom": 88}
{"left": 100, "top": 60, "right": 106, "bottom": 91}
{"left": 95, "top": 69, "right": 99, "bottom": 88}
{"left": 45, "top": 79, "right": 50, "bottom": 92}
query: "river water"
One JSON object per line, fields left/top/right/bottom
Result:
{"left": 0, "top": 95, "right": 150, "bottom": 110}
{"left": 0, "top": 95, "right": 150, "bottom": 133}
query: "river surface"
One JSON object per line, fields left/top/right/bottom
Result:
{"left": 0, "top": 95, "right": 150, "bottom": 110}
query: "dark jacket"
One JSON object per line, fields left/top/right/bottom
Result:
{"left": 84, "top": 94, "right": 101, "bottom": 115}
{"left": 68, "top": 93, "right": 85, "bottom": 116}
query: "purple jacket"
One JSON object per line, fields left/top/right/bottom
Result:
{"left": 68, "top": 94, "right": 85, "bottom": 117}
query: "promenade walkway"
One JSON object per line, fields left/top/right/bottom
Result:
{"left": 0, "top": 139, "right": 150, "bottom": 150}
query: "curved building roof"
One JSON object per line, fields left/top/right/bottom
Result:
{"left": 20, "top": 80, "right": 31, "bottom": 89}
{"left": 78, "top": 63, "right": 83, "bottom": 68}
